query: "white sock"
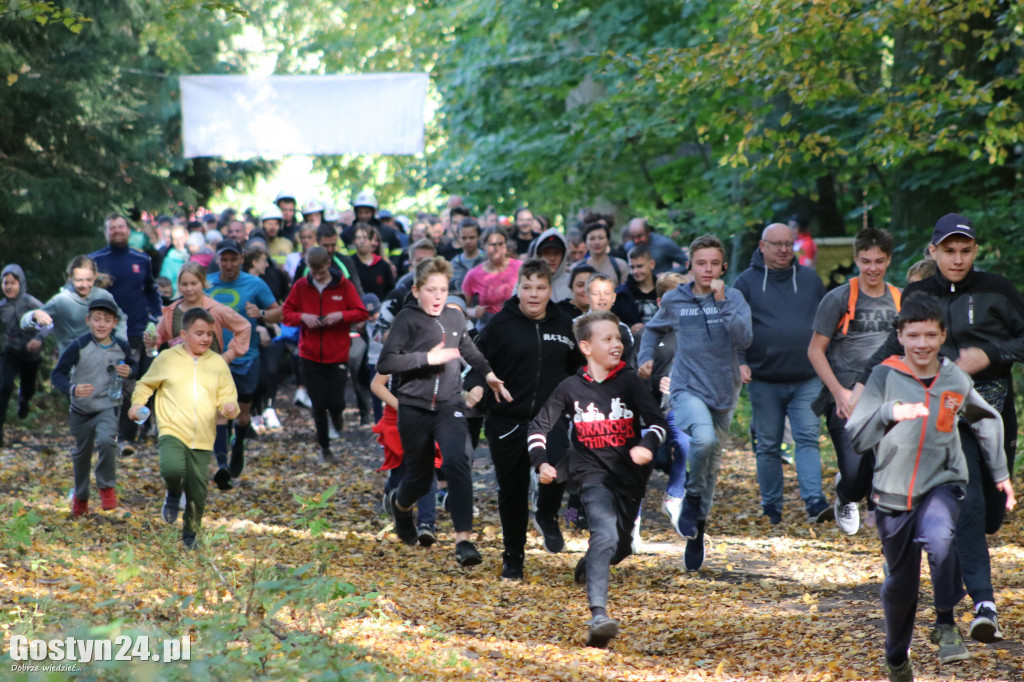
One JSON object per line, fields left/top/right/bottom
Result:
{"left": 975, "top": 601, "right": 996, "bottom": 614}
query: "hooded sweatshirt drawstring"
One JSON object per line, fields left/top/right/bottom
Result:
{"left": 759, "top": 262, "right": 798, "bottom": 293}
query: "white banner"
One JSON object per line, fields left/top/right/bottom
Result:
{"left": 180, "top": 74, "right": 429, "bottom": 158}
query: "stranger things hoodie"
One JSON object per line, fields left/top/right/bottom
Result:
{"left": 528, "top": 362, "right": 666, "bottom": 498}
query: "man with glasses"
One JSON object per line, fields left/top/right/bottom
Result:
{"left": 735, "top": 223, "right": 832, "bottom": 525}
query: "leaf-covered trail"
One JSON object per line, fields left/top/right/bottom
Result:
{"left": 0, "top": 402, "right": 1021, "bottom": 681}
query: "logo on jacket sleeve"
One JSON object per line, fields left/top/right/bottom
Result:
{"left": 132, "top": 264, "right": 141, "bottom": 273}
{"left": 936, "top": 391, "right": 964, "bottom": 432}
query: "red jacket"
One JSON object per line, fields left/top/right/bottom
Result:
{"left": 282, "top": 271, "right": 369, "bottom": 363}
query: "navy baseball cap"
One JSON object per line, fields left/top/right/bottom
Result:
{"left": 932, "top": 213, "right": 977, "bottom": 244}
{"left": 216, "top": 238, "right": 243, "bottom": 255}
{"left": 88, "top": 299, "right": 120, "bottom": 316}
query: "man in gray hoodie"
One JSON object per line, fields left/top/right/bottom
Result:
{"left": 734, "top": 223, "right": 830, "bottom": 524}
{"left": 638, "top": 234, "right": 751, "bottom": 570}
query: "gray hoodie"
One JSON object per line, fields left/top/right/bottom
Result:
{"left": 0, "top": 264, "right": 44, "bottom": 354}
{"left": 22, "top": 281, "right": 127, "bottom": 354}
{"left": 847, "top": 356, "right": 1007, "bottom": 512}
{"left": 526, "top": 228, "right": 571, "bottom": 301}
{"left": 638, "top": 281, "right": 752, "bottom": 412}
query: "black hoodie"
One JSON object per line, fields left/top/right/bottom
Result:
{"left": 528, "top": 362, "right": 667, "bottom": 498}
{"left": 377, "top": 301, "right": 493, "bottom": 411}
{"left": 474, "top": 296, "right": 583, "bottom": 422}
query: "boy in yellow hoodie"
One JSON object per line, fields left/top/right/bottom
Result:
{"left": 129, "top": 308, "right": 238, "bottom": 549}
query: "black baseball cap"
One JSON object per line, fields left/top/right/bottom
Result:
{"left": 216, "top": 238, "right": 243, "bottom": 255}
{"left": 88, "top": 299, "right": 120, "bottom": 317}
{"left": 932, "top": 213, "right": 977, "bottom": 245}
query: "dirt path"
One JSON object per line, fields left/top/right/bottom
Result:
{"left": 0, "top": 399, "right": 1021, "bottom": 681}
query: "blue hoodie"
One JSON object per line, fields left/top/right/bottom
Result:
{"left": 733, "top": 248, "right": 824, "bottom": 382}
{"left": 638, "top": 281, "right": 752, "bottom": 412}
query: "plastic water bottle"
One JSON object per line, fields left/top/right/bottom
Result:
{"left": 133, "top": 406, "right": 150, "bottom": 426}
{"left": 108, "top": 361, "right": 125, "bottom": 401}
{"left": 145, "top": 322, "right": 159, "bottom": 357}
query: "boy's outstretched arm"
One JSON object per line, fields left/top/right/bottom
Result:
{"left": 528, "top": 383, "right": 570, "bottom": 482}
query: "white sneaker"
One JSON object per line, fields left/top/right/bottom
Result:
{"left": 262, "top": 408, "right": 282, "bottom": 430}
{"left": 833, "top": 472, "right": 860, "bottom": 535}
{"left": 631, "top": 509, "right": 642, "bottom": 554}
{"left": 835, "top": 497, "right": 860, "bottom": 535}
{"left": 662, "top": 495, "right": 682, "bottom": 529}
{"left": 293, "top": 387, "right": 313, "bottom": 409}
{"left": 328, "top": 421, "right": 340, "bottom": 440}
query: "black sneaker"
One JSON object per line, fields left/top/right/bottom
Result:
{"left": 807, "top": 501, "right": 835, "bottom": 523}
{"left": 213, "top": 467, "right": 233, "bottom": 491}
{"left": 455, "top": 540, "right": 482, "bottom": 567}
{"left": 500, "top": 552, "right": 525, "bottom": 580}
{"left": 318, "top": 446, "right": 334, "bottom": 463}
{"left": 383, "top": 489, "right": 417, "bottom": 545}
{"left": 969, "top": 606, "right": 1003, "bottom": 643}
{"left": 182, "top": 532, "right": 197, "bottom": 551}
{"left": 684, "top": 520, "right": 706, "bottom": 572}
{"left": 586, "top": 615, "right": 619, "bottom": 648}
{"left": 574, "top": 556, "right": 588, "bottom": 585}
{"left": 532, "top": 514, "right": 565, "bottom": 553}
{"left": 417, "top": 523, "right": 436, "bottom": 547}
{"left": 161, "top": 494, "right": 180, "bottom": 524}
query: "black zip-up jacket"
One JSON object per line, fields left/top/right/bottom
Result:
{"left": 473, "top": 297, "right": 583, "bottom": 422}
{"left": 376, "top": 301, "right": 493, "bottom": 411}
{"left": 528, "top": 362, "right": 667, "bottom": 498}
{"left": 859, "top": 267, "right": 1024, "bottom": 385}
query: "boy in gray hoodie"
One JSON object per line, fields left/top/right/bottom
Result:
{"left": 0, "top": 264, "right": 46, "bottom": 445}
{"left": 638, "top": 235, "right": 752, "bottom": 571}
{"left": 51, "top": 299, "right": 136, "bottom": 516}
{"left": 846, "top": 295, "right": 1015, "bottom": 679}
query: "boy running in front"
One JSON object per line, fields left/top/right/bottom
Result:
{"left": 528, "top": 310, "right": 666, "bottom": 648}
{"left": 846, "top": 295, "right": 1015, "bottom": 680}
{"left": 129, "top": 308, "right": 238, "bottom": 550}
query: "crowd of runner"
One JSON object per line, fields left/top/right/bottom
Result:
{"left": 0, "top": 191, "right": 1018, "bottom": 674}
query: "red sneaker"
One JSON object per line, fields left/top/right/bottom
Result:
{"left": 71, "top": 495, "right": 88, "bottom": 517}
{"left": 98, "top": 487, "right": 118, "bottom": 511}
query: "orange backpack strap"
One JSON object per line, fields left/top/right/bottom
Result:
{"left": 888, "top": 283, "right": 902, "bottom": 311}
{"left": 837, "top": 277, "right": 859, "bottom": 336}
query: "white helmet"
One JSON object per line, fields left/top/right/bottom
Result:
{"left": 274, "top": 190, "right": 297, "bottom": 205}
{"left": 324, "top": 206, "right": 341, "bottom": 222}
{"left": 352, "top": 190, "right": 378, "bottom": 211}
{"left": 302, "top": 198, "right": 326, "bottom": 216}
{"left": 261, "top": 206, "right": 284, "bottom": 223}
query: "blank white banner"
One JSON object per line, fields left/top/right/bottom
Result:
{"left": 181, "top": 74, "right": 428, "bottom": 158}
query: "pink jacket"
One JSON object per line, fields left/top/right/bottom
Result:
{"left": 155, "top": 295, "right": 251, "bottom": 363}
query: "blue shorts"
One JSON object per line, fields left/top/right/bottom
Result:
{"left": 231, "top": 366, "right": 260, "bottom": 403}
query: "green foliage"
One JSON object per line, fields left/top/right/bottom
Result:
{"left": 2, "top": 501, "right": 41, "bottom": 550}
{"left": 0, "top": 1, "right": 267, "bottom": 292}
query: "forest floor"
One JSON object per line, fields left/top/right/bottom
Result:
{"left": 0, "top": 392, "right": 1022, "bottom": 681}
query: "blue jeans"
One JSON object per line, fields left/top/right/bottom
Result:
{"left": 749, "top": 377, "right": 826, "bottom": 515}
{"left": 670, "top": 393, "right": 732, "bottom": 519}
{"left": 662, "top": 410, "right": 692, "bottom": 499}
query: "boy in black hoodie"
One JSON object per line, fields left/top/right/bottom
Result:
{"left": 474, "top": 259, "right": 583, "bottom": 579}
{"left": 378, "top": 257, "right": 512, "bottom": 567}
{"left": 0, "top": 264, "right": 46, "bottom": 446}
{"left": 528, "top": 310, "right": 666, "bottom": 648}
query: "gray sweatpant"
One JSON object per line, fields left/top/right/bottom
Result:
{"left": 69, "top": 408, "right": 118, "bottom": 501}
{"left": 581, "top": 483, "right": 643, "bottom": 611}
